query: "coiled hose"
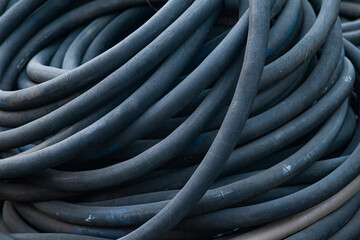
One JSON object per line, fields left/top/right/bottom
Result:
{"left": 0, "top": 0, "right": 359, "bottom": 239}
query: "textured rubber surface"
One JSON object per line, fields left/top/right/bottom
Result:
{"left": 0, "top": 0, "right": 359, "bottom": 240}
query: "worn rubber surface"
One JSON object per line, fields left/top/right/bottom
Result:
{"left": 0, "top": 0, "right": 359, "bottom": 239}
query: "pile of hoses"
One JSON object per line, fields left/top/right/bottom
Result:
{"left": 0, "top": 0, "right": 359, "bottom": 239}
